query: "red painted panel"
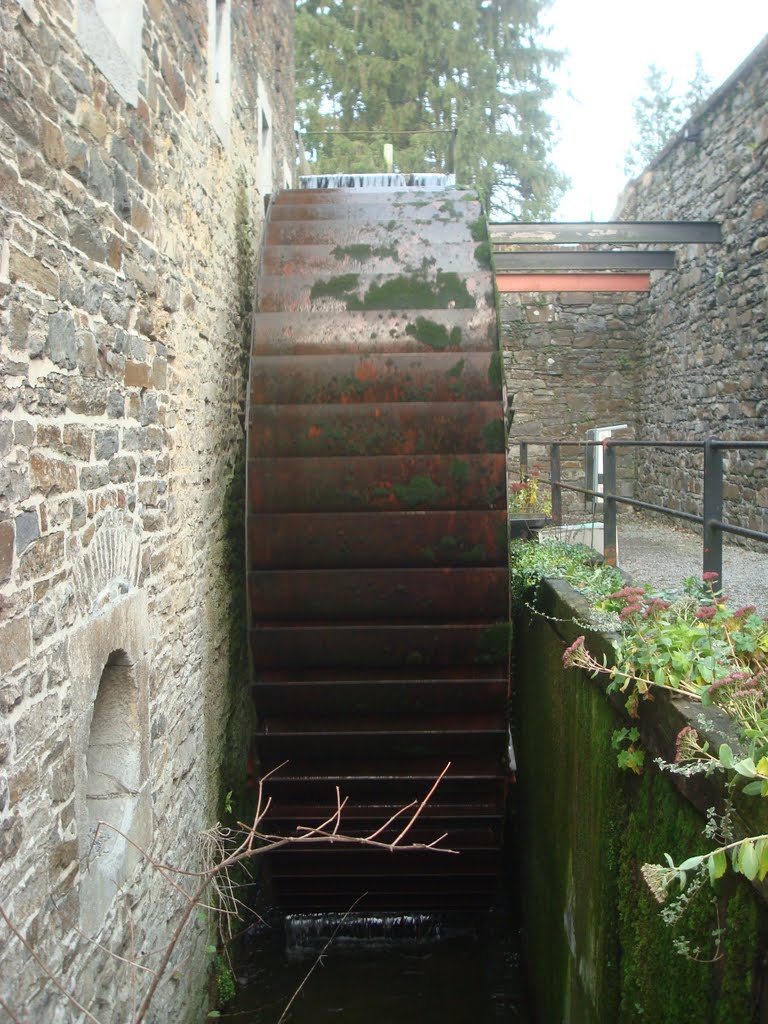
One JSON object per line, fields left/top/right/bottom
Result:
{"left": 495, "top": 272, "right": 651, "bottom": 292}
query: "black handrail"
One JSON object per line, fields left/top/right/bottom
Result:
{"left": 512, "top": 437, "right": 768, "bottom": 588}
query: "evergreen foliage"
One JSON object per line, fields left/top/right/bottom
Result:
{"left": 624, "top": 56, "right": 713, "bottom": 177}
{"left": 295, "top": 0, "right": 567, "bottom": 218}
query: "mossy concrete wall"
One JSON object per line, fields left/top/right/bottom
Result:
{"left": 513, "top": 580, "right": 767, "bottom": 1024}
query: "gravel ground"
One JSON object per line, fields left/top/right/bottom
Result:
{"left": 616, "top": 512, "right": 768, "bottom": 616}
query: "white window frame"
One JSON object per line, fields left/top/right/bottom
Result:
{"left": 76, "top": 0, "right": 143, "bottom": 107}
{"left": 257, "top": 75, "right": 273, "bottom": 196}
{"left": 209, "top": 0, "right": 232, "bottom": 146}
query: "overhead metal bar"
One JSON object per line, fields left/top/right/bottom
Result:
{"left": 488, "top": 221, "right": 722, "bottom": 244}
{"left": 494, "top": 250, "right": 676, "bottom": 272}
{"left": 496, "top": 273, "right": 651, "bottom": 293}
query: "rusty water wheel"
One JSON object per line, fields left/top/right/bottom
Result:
{"left": 247, "top": 186, "right": 510, "bottom": 913}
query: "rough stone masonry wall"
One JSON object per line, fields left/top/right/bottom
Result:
{"left": 615, "top": 36, "right": 768, "bottom": 537}
{"left": 0, "top": 1, "right": 293, "bottom": 1021}
{"left": 502, "top": 289, "right": 644, "bottom": 519}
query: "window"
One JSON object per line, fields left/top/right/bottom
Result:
{"left": 209, "top": 0, "right": 231, "bottom": 145}
{"left": 76, "top": 0, "right": 143, "bottom": 107}
{"left": 257, "top": 76, "right": 273, "bottom": 196}
{"left": 81, "top": 650, "right": 149, "bottom": 932}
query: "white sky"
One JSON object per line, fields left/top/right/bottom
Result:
{"left": 542, "top": 0, "right": 768, "bottom": 220}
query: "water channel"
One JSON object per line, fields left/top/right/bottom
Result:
{"left": 226, "top": 901, "right": 532, "bottom": 1023}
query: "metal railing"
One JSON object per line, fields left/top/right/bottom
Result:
{"left": 513, "top": 438, "right": 768, "bottom": 588}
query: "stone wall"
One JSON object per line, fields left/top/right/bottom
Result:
{"left": 514, "top": 578, "right": 766, "bottom": 1024}
{"left": 0, "top": 1, "right": 293, "bottom": 1020}
{"left": 502, "top": 288, "right": 643, "bottom": 519}
{"left": 615, "top": 36, "right": 768, "bottom": 537}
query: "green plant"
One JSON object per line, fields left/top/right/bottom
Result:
{"left": 215, "top": 955, "right": 236, "bottom": 1006}
{"left": 508, "top": 474, "right": 552, "bottom": 517}
{"left": 551, "top": 552, "right": 768, "bottom": 913}
{"left": 612, "top": 727, "right": 645, "bottom": 774}
{"left": 509, "top": 538, "right": 623, "bottom": 612}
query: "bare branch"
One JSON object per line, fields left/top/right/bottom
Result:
{"left": 276, "top": 894, "right": 369, "bottom": 1024}
{"left": 392, "top": 761, "right": 451, "bottom": 846}
{"left": 0, "top": 905, "right": 103, "bottom": 1024}
{"left": 0, "top": 995, "right": 27, "bottom": 1024}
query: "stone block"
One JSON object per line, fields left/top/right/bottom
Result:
{"left": 94, "top": 428, "right": 119, "bottom": 461}
{"left": 14, "top": 693, "right": 59, "bottom": 755}
{"left": 30, "top": 452, "right": 77, "bottom": 495}
{"left": 18, "top": 531, "right": 64, "bottom": 582}
{"left": 9, "top": 250, "right": 59, "bottom": 297}
{"left": 62, "top": 424, "right": 92, "bottom": 460}
{"left": 109, "top": 456, "right": 137, "bottom": 483}
{"left": 39, "top": 116, "right": 65, "bottom": 167}
{"left": 70, "top": 217, "right": 105, "bottom": 262}
{"left": 87, "top": 147, "right": 112, "bottom": 202}
{"left": 14, "top": 510, "right": 39, "bottom": 554}
{"left": 124, "top": 360, "right": 152, "bottom": 388}
{"left": 47, "top": 310, "right": 77, "bottom": 369}
{"left": 64, "top": 134, "right": 89, "bottom": 183}
{"left": 79, "top": 465, "right": 109, "bottom": 490}
{"left": 130, "top": 198, "right": 152, "bottom": 237}
{"left": 0, "top": 618, "right": 31, "bottom": 675}
{"left": 0, "top": 520, "right": 13, "bottom": 582}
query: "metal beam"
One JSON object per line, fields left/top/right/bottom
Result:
{"left": 496, "top": 273, "right": 651, "bottom": 293}
{"left": 489, "top": 221, "right": 722, "bottom": 244}
{"left": 493, "top": 250, "right": 676, "bottom": 271}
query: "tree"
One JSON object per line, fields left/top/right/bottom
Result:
{"left": 295, "top": 0, "right": 568, "bottom": 219}
{"left": 624, "top": 56, "right": 713, "bottom": 178}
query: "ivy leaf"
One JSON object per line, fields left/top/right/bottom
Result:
{"left": 733, "top": 758, "right": 757, "bottom": 778}
{"left": 756, "top": 839, "right": 768, "bottom": 881}
{"left": 738, "top": 840, "right": 759, "bottom": 880}
{"left": 708, "top": 851, "right": 729, "bottom": 884}
{"left": 742, "top": 780, "right": 765, "bottom": 796}
{"left": 678, "top": 855, "right": 704, "bottom": 872}
{"left": 718, "top": 744, "right": 734, "bottom": 769}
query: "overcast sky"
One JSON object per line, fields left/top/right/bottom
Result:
{"left": 542, "top": 1, "right": 768, "bottom": 220}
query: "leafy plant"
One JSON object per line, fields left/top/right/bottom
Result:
{"left": 508, "top": 473, "right": 552, "bottom": 517}
{"left": 612, "top": 727, "right": 645, "bottom": 774}
{"left": 510, "top": 538, "right": 623, "bottom": 612}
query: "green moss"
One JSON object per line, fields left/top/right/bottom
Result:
{"left": 482, "top": 419, "right": 506, "bottom": 452}
{"left": 476, "top": 621, "right": 511, "bottom": 664}
{"left": 392, "top": 473, "right": 446, "bottom": 507}
{"left": 450, "top": 458, "right": 469, "bottom": 488}
{"left": 514, "top": 596, "right": 766, "bottom": 1024}
{"left": 470, "top": 215, "right": 489, "bottom": 242}
{"left": 405, "top": 317, "right": 463, "bottom": 350}
{"left": 435, "top": 271, "right": 475, "bottom": 308}
{"left": 332, "top": 244, "right": 373, "bottom": 262}
{"left": 350, "top": 272, "right": 474, "bottom": 311}
{"left": 457, "top": 544, "right": 487, "bottom": 563}
{"left": 310, "top": 273, "right": 360, "bottom": 301}
{"left": 474, "top": 242, "right": 492, "bottom": 267}
{"left": 488, "top": 350, "right": 503, "bottom": 390}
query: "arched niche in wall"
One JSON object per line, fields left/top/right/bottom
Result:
{"left": 82, "top": 649, "right": 145, "bottom": 929}
{"left": 70, "top": 588, "right": 152, "bottom": 935}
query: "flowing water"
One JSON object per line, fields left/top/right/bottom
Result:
{"left": 225, "top": 905, "right": 532, "bottom": 1023}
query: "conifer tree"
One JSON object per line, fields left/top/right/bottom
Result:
{"left": 624, "top": 56, "right": 713, "bottom": 177}
{"left": 295, "top": 0, "right": 567, "bottom": 218}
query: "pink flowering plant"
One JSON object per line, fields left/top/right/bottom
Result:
{"left": 549, "top": 547, "right": 768, "bottom": 900}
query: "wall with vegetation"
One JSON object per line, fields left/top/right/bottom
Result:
{"left": 0, "top": 1, "right": 293, "bottom": 1019}
{"left": 513, "top": 579, "right": 766, "bottom": 1024}
{"left": 500, "top": 288, "right": 643, "bottom": 518}
{"left": 615, "top": 36, "right": 768, "bottom": 536}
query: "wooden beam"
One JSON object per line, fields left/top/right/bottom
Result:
{"left": 495, "top": 273, "right": 651, "bottom": 293}
{"left": 493, "top": 250, "right": 676, "bottom": 271}
{"left": 489, "top": 221, "right": 722, "bottom": 244}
